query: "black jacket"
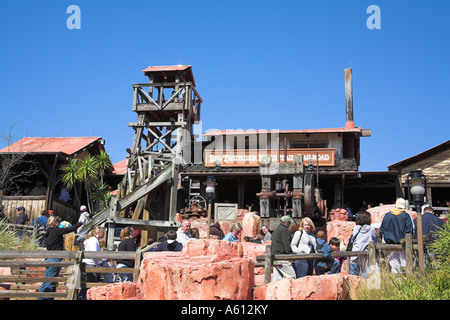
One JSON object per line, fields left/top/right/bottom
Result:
{"left": 44, "top": 222, "right": 82, "bottom": 251}
{"left": 271, "top": 223, "right": 293, "bottom": 255}
{"left": 155, "top": 240, "right": 183, "bottom": 252}
{"left": 117, "top": 237, "right": 137, "bottom": 268}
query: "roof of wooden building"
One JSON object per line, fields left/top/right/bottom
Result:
{"left": 204, "top": 127, "right": 368, "bottom": 136}
{"left": 141, "top": 65, "right": 196, "bottom": 87}
{"left": 388, "top": 140, "right": 450, "bottom": 170}
{"left": 0, "top": 137, "right": 104, "bottom": 156}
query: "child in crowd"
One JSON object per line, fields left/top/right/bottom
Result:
{"left": 314, "top": 231, "right": 341, "bottom": 275}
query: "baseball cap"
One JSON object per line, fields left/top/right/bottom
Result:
{"left": 395, "top": 198, "right": 406, "bottom": 210}
{"left": 280, "top": 215, "right": 294, "bottom": 223}
{"left": 17, "top": 206, "right": 25, "bottom": 210}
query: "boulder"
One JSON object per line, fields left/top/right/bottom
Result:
{"left": 88, "top": 239, "right": 255, "bottom": 300}
{"left": 137, "top": 254, "right": 254, "bottom": 300}
{"left": 253, "top": 274, "right": 366, "bottom": 300}
{"left": 367, "top": 204, "right": 417, "bottom": 227}
{"left": 326, "top": 220, "right": 355, "bottom": 243}
{"left": 241, "top": 212, "right": 261, "bottom": 240}
{"left": 87, "top": 281, "right": 137, "bottom": 300}
{"left": 137, "top": 239, "right": 254, "bottom": 300}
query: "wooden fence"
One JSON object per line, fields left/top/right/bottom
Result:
{"left": 0, "top": 250, "right": 142, "bottom": 300}
{"left": 256, "top": 234, "right": 419, "bottom": 284}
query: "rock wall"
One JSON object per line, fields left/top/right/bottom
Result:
{"left": 253, "top": 274, "right": 365, "bottom": 300}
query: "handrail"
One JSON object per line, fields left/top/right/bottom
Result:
{"left": 258, "top": 235, "right": 419, "bottom": 284}
{"left": 0, "top": 249, "right": 143, "bottom": 300}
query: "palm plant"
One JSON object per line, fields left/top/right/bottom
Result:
{"left": 91, "top": 180, "right": 111, "bottom": 211}
{"left": 93, "top": 150, "right": 112, "bottom": 184}
{"left": 60, "top": 152, "right": 114, "bottom": 215}
{"left": 76, "top": 155, "right": 99, "bottom": 213}
{"left": 60, "top": 159, "right": 81, "bottom": 206}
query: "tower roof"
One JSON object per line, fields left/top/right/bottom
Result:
{"left": 142, "top": 65, "right": 196, "bottom": 87}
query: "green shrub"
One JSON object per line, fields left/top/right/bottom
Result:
{"left": 0, "top": 219, "right": 38, "bottom": 251}
{"left": 356, "top": 222, "right": 450, "bottom": 300}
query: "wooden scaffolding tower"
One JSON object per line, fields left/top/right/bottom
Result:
{"left": 87, "top": 65, "right": 203, "bottom": 250}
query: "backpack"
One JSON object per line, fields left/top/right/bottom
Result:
{"left": 346, "top": 226, "right": 362, "bottom": 251}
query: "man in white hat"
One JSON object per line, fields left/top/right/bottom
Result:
{"left": 380, "top": 198, "right": 414, "bottom": 273}
{"left": 271, "top": 215, "right": 296, "bottom": 281}
{"left": 77, "top": 205, "right": 91, "bottom": 234}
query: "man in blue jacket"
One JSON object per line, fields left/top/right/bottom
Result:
{"left": 414, "top": 204, "right": 445, "bottom": 242}
{"left": 380, "top": 198, "right": 414, "bottom": 273}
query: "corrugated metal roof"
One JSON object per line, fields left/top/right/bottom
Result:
{"left": 141, "top": 65, "right": 191, "bottom": 73}
{"left": 203, "top": 127, "right": 363, "bottom": 136}
{"left": 0, "top": 137, "right": 103, "bottom": 156}
{"left": 111, "top": 158, "right": 128, "bottom": 175}
{"left": 142, "top": 65, "right": 196, "bottom": 87}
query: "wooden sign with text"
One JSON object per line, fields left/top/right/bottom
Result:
{"left": 204, "top": 148, "right": 335, "bottom": 167}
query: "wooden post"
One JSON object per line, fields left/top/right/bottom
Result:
{"left": 416, "top": 210, "right": 426, "bottom": 276}
{"left": 264, "top": 245, "right": 272, "bottom": 285}
{"left": 405, "top": 234, "right": 413, "bottom": 276}
{"left": 67, "top": 251, "right": 83, "bottom": 300}
{"left": 107, "top": 197, "right": 117, "bottom": 251}
{"left": 368, "top": 241, "right": 376, "bottom": 269}
{"left": 133, "top": 250, "right": 142, "bottom": 282}
{"left": 206, "top": 202, "right": 212, "bottom": 239}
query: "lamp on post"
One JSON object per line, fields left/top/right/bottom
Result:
{"left": 407, "top": 169, "right": 426, "bottom": 276}
{"left": 205, "top": 176, "right": 216, "bottom": 239}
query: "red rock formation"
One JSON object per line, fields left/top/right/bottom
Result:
{"left": 241, "top": 212, "right": 261, "bottom": 240}
{"left": 87, "top": 281, "right": 137, "bottom": 300}
{"left": 88, "top": 239, "right": 255, "bottom": 300}
{"left": 326, "top": 220, "right": 356, "bottom": 243}
{"left": 253, "top": 274, "right": 365, "bottom": 300}
{"left": 367, "top": 204, "right": 416, "bottom": 226}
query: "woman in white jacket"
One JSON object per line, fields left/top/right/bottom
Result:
{"left": 290, "top": 217, "right": 316, "bottom": 278}
{"left": 350, "top": 211, "right": 378, "bottom": 278}
{"left": 79, "top": 226, "right": 107, "bottom": 299}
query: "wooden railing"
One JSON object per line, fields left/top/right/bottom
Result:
{"left": 255, "top": 234, "right": 419, "bottom": 284}
{"left": 5, "top": 223, "right": 46, "bottom": 244}
{"left": 0, "top": 250, "right": 142, "bottom": 300}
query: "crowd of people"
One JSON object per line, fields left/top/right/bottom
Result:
{"left": 3, "top": 194, "right": 447, "bottom": 299}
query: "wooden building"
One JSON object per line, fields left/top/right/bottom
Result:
{"left": 0, "top": 137, "right": 107, "bottom": 223}
{"left": 179, "top": 68, "right": 400, "bottom": 219}
{"left": 388, "top": 140, "right": 450, "bottom": 208}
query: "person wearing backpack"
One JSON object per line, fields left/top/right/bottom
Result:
{"left": 314, "top": 232, "right": 340, "bottom": 275}
{"left": 290, "top": 217, "right": 316, "bottom": 278}
{"left": 348, "top": 211, "right": 378, "bottom": 277}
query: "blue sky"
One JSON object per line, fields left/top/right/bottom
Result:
{"left": 0, "top": 0, "right": 449, "bottom": 171}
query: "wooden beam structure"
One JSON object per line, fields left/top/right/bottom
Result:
{"left": 85, "top": 66, "right": 202, "bottom": 249}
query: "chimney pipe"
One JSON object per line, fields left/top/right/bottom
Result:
{"left": 345, "top": 68, "right": 355, "bottom": 129}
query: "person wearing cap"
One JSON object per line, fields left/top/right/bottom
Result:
{"left": 77, "top": 205, "right": 91, "bottom": 234}
{"left": 380, "top": 198, "right": 414, "bottom": 273}
{"left": 15, "top": 206, "right": 29, "bottom": 238}
{"left": 271, "top": 215, "right": 296, "bottom": 281}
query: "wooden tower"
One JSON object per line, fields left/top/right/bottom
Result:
{"left": 88, "top": 65, "right": 202, "bottom": 250}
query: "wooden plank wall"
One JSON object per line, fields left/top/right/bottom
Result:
{"left": 400, "top": 148, "right": 450, "bottom": 184}
{"left": 1, "top": 197, "right": 77, "bottom": 224}
{"left": 1, "top": 196, "right": 46, "bottom": 223}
